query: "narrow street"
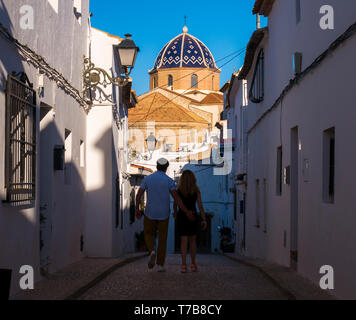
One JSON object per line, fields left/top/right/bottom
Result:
{"left": 1, "top": 0, "right": 355, "bottom": 301}
{"left": 78, "top": 254, "right": 290, "bottom": 300}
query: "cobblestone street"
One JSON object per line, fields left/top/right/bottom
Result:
{"left": 78, "top": 254, "right": 290, "bottom": 300}
{"left": 12, "top": 253, "right": 334, "bottom": 300}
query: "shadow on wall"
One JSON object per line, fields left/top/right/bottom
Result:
{"left": 0, "top": 0, "right": 36, "bottom": 299}
{"left": 0, "top": 1, "right": 86, "bottom": 298}
{"left": 40, "top": 114, "right": 86, "bottom": 269}
{"left": 85, "top": 127, "right": 119, "bottom": 257}
{"left": 85, "top": 123, "right": 139, "bottom": 257}
{"left": 0, "top": 0, "right": 24, "bottom": 93}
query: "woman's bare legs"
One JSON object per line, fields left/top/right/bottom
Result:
{"left": 189, "top": 236, "right": 197, "bottom": 265}
{"left": 180, "top": 236, "right": 188, "bottom": 265}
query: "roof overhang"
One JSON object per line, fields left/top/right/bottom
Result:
{"left": 91, "top": 27, "right": 123, "bottom": 41}
{"left": 220, "top": 81, "right": 230, "bottom": 93}
{"left": 130, "top": 164, "right": 154, "bottom": 176}
{"left": 252, "top": 0, "right": 275, "bottom": 17}
{"left": 225, "top": 69, "right": 241, "bottom": 108}
{"left": 238, "top": 27, "right": 268, "bottom": 80}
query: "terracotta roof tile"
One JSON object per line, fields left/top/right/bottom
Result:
{"left": 201, "top": 93, "right": 224, "bottom": 104}
{"left": 128, "top": 92, "right": 209, "bottom": 124}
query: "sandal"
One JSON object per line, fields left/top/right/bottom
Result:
{"left": 180, "top": 264, "right": 188, "bottom": 273}
{"left": 191, "top": 264, "right": 198, "bottom": 272}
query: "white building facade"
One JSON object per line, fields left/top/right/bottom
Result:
{"left": 229, "top": 0, "right": 356, "bottom": 299}
{"left": 0, "top": 0, "right": 90, "bottom": 295}
{"left": 221, "top": 75, "right": 249, "bottom": 254}
{"left": 0, "top": 0, "right": 141, "bottom": 296}
{"left": 85, "top": 27, "right": 142, "bottom": 258}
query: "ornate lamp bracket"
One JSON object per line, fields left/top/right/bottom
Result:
{"left": 82, "top": 56, "right": 130, "bottom": 101}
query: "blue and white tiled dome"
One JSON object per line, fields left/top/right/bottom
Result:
{"left": 152, "top": 26, "right": 217, "bottom": 71}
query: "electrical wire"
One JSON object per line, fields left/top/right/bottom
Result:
{"left": 149, "top": 47, "right": 247, "bottom": 93}
{"left": 129, "top": 47, "right": 246, "bottom": 128}
{"left": 0, "top": 22, "right": 89, "bottom": 113}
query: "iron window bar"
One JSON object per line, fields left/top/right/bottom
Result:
{"left": 4, "top": 72, "right": 36, "bottom": 203}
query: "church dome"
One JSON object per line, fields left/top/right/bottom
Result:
{"left": 152, "top": 27, "right": 218, "bottom": 71}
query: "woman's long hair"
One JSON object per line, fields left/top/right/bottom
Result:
{"left": 178, "top": 170, "right": 200, "bottom": 197}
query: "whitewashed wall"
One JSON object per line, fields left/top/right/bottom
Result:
{"left": 0, "top": 0, "right": 89, "bottom": 295}
{"left": 227, "top": 78, "right": 249, "bottom": 253}
{"left": 86, "top": 28, "right": 143, "bottom": 258}
{"left": 243, "top": 0, "right": 356, "bottom": 298}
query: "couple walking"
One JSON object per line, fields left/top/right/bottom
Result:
{"left": 135, "top": 158, "right": 207, "bottom": 273}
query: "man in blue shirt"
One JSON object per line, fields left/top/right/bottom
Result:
{"left": 135, "top": 158, "right": 194, "bottom": 272}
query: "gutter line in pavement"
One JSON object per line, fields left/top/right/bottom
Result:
{"left": 223, "top": 254, "right": 297, "bottom": 300}
{"left": 64, "top": 253, "right": 149, "bottom": 300}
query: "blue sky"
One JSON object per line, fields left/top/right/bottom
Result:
{"left": 90, "top": 0, "right": 267, "bottom": 95}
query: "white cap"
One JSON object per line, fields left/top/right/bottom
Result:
{"left": 183, "top": 25, "right": 188, "bottom": 33}
{"left": 157, "top": 158, "right": 169, "bottom": 166}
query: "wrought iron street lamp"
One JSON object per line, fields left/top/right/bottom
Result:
{"left": 116, "top": 34, "right": 139, "bottom": 76}
{"left": 83, "top": 34, "right": 139, "bottom": 102}
{"left": 144, "top": 132, "right": 157, "bottom": 160}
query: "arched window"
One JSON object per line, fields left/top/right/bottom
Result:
{"left": 153, "top": 75, "right": 158, "bottom": 88}
{"left": 168, "top": 75, "right": 173, "bottom": 89}
{"left": 191, "top": 74, "right": 198, "bottom": 88}
{"left": 249, "top": 49, "right": 264, "bottom": 103}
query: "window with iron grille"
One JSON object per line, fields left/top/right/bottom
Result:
{"left": 249, "top": 49, "right": 264, "bottom": 103}
{"left": 4, "top": 72, "right": 37, "bottom": 203}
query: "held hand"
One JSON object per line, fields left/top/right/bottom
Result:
{"left": 201, "top": 220, "right": 207, "bottom": 230}
{"left": 185, "top": 210, "right": 196, "bottom": 221}
{"left": 135, "top": 208, "right": 142, "bottom": 220}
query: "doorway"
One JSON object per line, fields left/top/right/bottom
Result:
{"left": 39, "top": 103, "right": 53, "bottom": 272}
{"left": 290, "top": 126, "right": 299, "bottom": 270}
